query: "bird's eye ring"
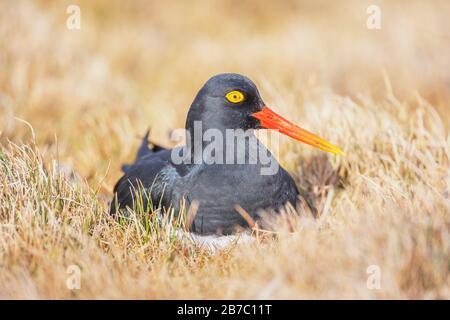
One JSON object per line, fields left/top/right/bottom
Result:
{"left": 225, "top": 90, "right": 245, "bottom": 104}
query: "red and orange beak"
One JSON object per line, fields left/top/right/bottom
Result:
{"left": 252, "top": 106, "right": 345, "bottom": 156}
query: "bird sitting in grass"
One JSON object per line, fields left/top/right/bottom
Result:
{"left": 110, "top": 73, "right": 344, "bottom": 235}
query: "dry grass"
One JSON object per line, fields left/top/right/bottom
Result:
{"left": 0, "top": 0, "right": 449, "bottom": 299}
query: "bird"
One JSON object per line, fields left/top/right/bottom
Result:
{"left": 110, "top": 73, "right": 344, "bottom": 235}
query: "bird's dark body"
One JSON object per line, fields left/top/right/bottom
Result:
{"left": 111, "top": 138, "right": 299, "bottom": 234}
{"left": 110, "top": 73, "right": 301, "bottom": 235}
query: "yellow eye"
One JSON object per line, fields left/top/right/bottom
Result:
{"left": 225, "top": 90, "right": 245, "bottom": 104}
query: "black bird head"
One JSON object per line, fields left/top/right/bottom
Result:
{"left": 186, "top": 73, "right": 345, "bottom": 155}
{"left": 186, "top": 73, "right": 263, "bottom": 132}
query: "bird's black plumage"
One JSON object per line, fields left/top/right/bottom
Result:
{"left": 110, "top": 73, "right": 301, "bottom": 235}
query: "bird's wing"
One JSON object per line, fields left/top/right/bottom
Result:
{"left": 122, "top": 129, "right": 167, "bottom": 173}
{"left": 110, "top": 148, "right": 176, "bottom": 215}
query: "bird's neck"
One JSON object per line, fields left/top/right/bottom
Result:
{"left": 184, "top": 122, "right": 268, "bottom": 166}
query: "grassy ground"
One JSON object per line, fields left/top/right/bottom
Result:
{"left": 0, "top": 0, "right": 449, "bottom": 299}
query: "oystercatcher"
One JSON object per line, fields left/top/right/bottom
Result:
{"left": 110, "top": 73, "right": 344, "bottom": 235}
